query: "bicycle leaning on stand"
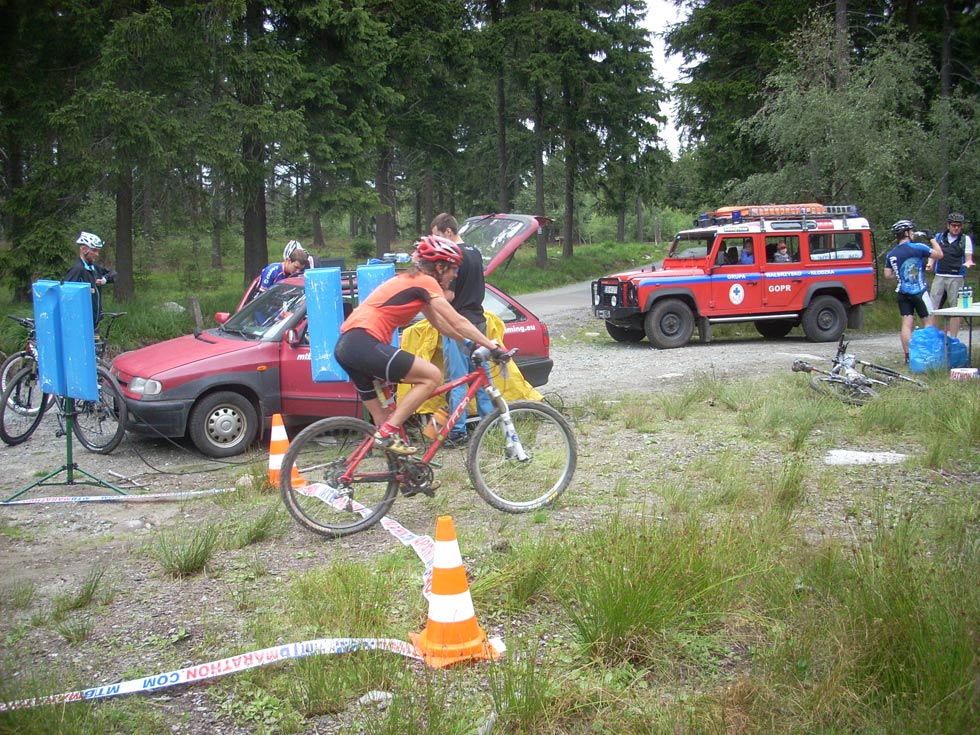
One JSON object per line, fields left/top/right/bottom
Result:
{"left": 279, "top": 345, "right": 577, "bottom": 538}
{"left": 0, "top": 312, "right": 128, "bottom": 453}
{"left": 791, "top": 332, "right": 927, "bottom": 405}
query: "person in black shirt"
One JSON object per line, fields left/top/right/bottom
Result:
{"left": 63, "top": 231, "right": 117, "bottom": 328}
{"left": 430, "top": 213, "right": 494, "bottom": 447}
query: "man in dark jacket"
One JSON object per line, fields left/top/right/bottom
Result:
{"left": 63, "top": 231, "right": 117, "bottom": 328}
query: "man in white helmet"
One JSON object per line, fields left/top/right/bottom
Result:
{"left": 64, "top": 231, "right": 117, "bottom": 327}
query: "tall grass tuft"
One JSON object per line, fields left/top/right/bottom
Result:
{"left": 223, "top": 504, "right": 287, "bottom": 549}
{"left": 51, "top": 568, "right": 106, "bottom": 619}
{"left": 556, "top": 514, "right": 768, "bottom": 670}
{"left": 286, "top": 560, "right": 407, "bottom": 636}
{"left": 152, "top": 525, "right": 220, "bottom": 577}
{"left": 487, "top": 639, "right": 565, "bottom": 734}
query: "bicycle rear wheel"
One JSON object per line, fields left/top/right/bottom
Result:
{"left": 860, "top": 363, "right": 928, "bottom": 390}
{"left": 280, "top": 416, "right": 399, "bottom": 538}
{"left": 0, "top": 366, "right": 48, "bottom": 446}
{"left": 809, "top": 375, "right": 878, "bottom": 405}
{"left": 468, "top": 400, "right": 577, "bottom": 513}
{"left": 71, "top": 368, "right": 128, "bottom": 454}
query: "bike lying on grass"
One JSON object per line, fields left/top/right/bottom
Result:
{"left": 791, "top": 333, "right": 927, "bottom": 405}
{"left": 279, "top": 346, "right": 577, "bottom": 538}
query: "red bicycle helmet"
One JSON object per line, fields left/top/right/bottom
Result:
{"left": 413, "top": 235, "right": 463, "bottom": 266}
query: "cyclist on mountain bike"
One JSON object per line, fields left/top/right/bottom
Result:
{"left": 334, "top": 235, "right": 507, "bottom": 455}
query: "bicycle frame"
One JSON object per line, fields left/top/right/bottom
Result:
{"left": 338, "top": 358, "right": 526, "bottom": 486}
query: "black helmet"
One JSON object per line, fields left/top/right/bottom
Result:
{"left": 891, "top": 219, "right": 915, "bottom": 237}
{"left": 947, "top": 212, "right": 965, "bottom": 224}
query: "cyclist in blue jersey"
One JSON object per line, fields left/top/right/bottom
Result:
{"left": 884, "top": 219, "right": 943, "bottom": 362}
{"left": 257, "top": 247, "right": 309, "bottom": 295}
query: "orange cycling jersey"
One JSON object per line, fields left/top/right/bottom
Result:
{"left": 341, "top": 271, "right": 444, "bottom": 343}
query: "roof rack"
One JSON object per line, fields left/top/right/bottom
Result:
{"left": 696, "top": 203, "right": 860, "bottom": 227}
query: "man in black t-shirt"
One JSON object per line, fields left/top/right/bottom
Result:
{"left": 431, "top": 213, "right": 494, "bottom": 446}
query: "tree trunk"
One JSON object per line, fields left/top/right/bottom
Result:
{"left": 376, "top": 145, "right": 396, "bottom": 255}
{"left": 242, "top": 129, "right": 268, "bottom": 284}
{"left": 312, "top": 211, "right": 324, "bottom": 248}
{"left": 423, "top": 152, "right": 433, "bottom": 231}
{"left": 114, "top": 167, "right": 135, "bottom": 302}
{"left": 496, "top": 72, "right": 509, "bottom": 213}
{"left": 534, "top": 84, "right": 547, "bottom": 268}
{"left": 617, "top": 211, "right": 625, "bottom": 243}
{"left": 938, "top": 0, "right": 952, "bottom": 221}
{"left": 635, "top": 195, "right": 644, "bottom": 241}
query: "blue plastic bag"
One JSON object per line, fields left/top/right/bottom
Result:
{"left": 909, "top": 326, "right": 944, "bottom": 373}
{"left": 946, "top": 334, "right": 968, "bottom": 369}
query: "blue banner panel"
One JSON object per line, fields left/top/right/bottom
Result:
{"left": 356, "top": 264, "right": 397, "bottom": 345}
{"left": 59, "top": 283, "right": 98, "bottom": 401}
{"left": 305, "top": 268, "right": 347, "bottom": 383}
{"left": 33, "top": 280, "right": 66, "bottom": 397}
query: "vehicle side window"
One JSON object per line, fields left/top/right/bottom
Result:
{"left": 766, "top": 235, "right": 799, "bottom": 263}
{"left": 808, "top": 232, "right": 865, "bottom": 261}
{"left": 716, "top": 238, "right": 753, "bottom": 266}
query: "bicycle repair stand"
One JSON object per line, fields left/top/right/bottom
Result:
{"left": 4, "top": 397, "right": 127, "bottom": 503}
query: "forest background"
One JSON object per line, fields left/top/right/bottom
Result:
{"left": 1, "top": 0, "right": 979, "bottom": 306}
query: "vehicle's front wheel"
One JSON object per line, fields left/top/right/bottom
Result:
{"left": 754, "top": 319, "right": 795, "bottom": 339}
{"left": 644, "top": 299, "right": 695, "bottom": 349}
{"left": 605, "top": 321, "right": 645, "bottom": 343}
{"left": 802, "top": 295, "right": 846, "bottom": 342}
{"left": 188, "top": 391, "right": 258, "bottom": 458}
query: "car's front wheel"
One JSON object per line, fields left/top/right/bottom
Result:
{"left": 188, "top": 391, "right": 259, "bottom": 458}
{"left": 644, "top": 299, "right": 695, "bottom": 349}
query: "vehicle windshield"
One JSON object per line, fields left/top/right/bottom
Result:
{"left": 667, "top": 232, "right": 714, "bottom": 259}
{"left": 223, "top": 283, "right": 306, "bottom": 339}
{"left": 458, "top": 215, "right": 530, "bottom": 265}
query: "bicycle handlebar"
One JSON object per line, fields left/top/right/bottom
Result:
{"left": 6, "top": 315, "right": 34, "bottom": 330}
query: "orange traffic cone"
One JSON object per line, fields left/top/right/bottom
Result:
{"left": 410, "top": 515, "right": 500, "bottom": 668}
{"left": 268, "top": 414, "right": 306, "bottom": 488}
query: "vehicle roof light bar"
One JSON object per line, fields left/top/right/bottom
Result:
{"left": 696, "top": 203, "right": 859, "bottom": 226}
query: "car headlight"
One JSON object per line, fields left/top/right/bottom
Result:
{"left": 129, "top": 377, "right": 162, "bottom": 396}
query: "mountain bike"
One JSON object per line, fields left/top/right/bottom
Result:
{"left": 1, "top": 312, "right": 125, "bottom": 390}
{"left": 791, "top": 333, "right": 927, "bottom": 404}
{"left": 0, "top": 313, "right": 128, "bottom": 453}
{"left": 279, "top": 346, "right": 577, "bottom": 538}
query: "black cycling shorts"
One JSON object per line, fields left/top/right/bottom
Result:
{"left": 334, "top": 328, "right": 416, "bottom": 400}
{"left": 896, "top": 291, "right": 931, "bottom": 318}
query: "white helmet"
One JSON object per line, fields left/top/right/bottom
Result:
{"left": 283, "top": 240, "right": 303, "bottom": 260}
{"left": 76, "top": 231, "right": 103, "bottom": 249}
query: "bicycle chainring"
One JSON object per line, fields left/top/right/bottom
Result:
{"left": 398, "top": 460, "right": 438, "bottom": 498}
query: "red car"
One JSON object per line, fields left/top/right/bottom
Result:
{"left": 111, "top": 215, "right": 552, "bottom": 458}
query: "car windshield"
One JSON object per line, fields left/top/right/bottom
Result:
{"left": 223, "top": 283, "right": 306, "bottom": 339}
{"left": 667, "top": 232, "right": 714, "bottom": 259}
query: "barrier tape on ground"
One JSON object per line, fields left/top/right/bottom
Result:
{"left": 299, "top": 482, "right": 436, "bottom": 597}
{"left": 0, "top": 488, "right": 235, "bottom": 506}
{"left": 0, "top": 637, "right": 421, "bottom": 712}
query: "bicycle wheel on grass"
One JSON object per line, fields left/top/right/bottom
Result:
{"left": 280, "top": 416, "right": 399, "bottom": 538}
{"left": 467, "top": 400, "right": 577, "bottom": 513}
{"left": 70, "top": 367, "right": 127, "bottom": 454}
{"left": 0, "top": 353, "right": 55, "bottom": 414}
{"left": 0, "top": 366, "right": 48, "bottom": 446}
{"left": 809, "top": 375, "right": 878, "bottom": 405}
{"left": 860, "top": 363, "right": 927, "bottom": 390}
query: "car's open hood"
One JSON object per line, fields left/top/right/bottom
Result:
{"left": 458, "top": 214, "right": 552, "bottom": 277}
{"left": 112, "top": 332, "right": 257, "bottom": 379}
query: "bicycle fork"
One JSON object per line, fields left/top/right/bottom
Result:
{"left": 486, "top": 385, "right": 529, "bottom": 462}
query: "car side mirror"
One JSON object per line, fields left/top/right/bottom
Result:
{"left": 214, "top": 312, "right": 230, "bottom": 325}
{"left": 285, "top": 328, "right": 301, "bottom": 347}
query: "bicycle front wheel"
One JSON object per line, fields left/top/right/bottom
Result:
{"left": 809, "top": 375, "right": 878, "bottom": 405}
{"left": 468, "top": 400, "right": 577, "bottom": 513}
{"left": 0, "top": 366, "right": 48, "bottom": 446}
{"left": 860, "top": 363, "right": 928, "bottom": 390}
{"left": 280, "top": 416, "right": 399, "bottom": 538}
{"left": 71, "top": 368, "right": 128, "bottom": 454}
